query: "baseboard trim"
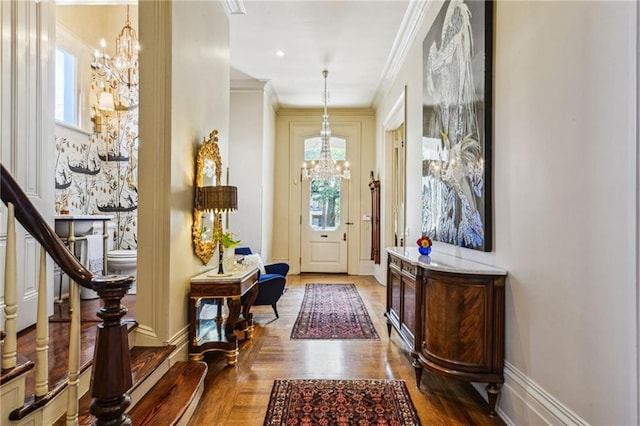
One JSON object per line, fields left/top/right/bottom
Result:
{"left": 483, "top": 361, "right": 588, "bottom": 426}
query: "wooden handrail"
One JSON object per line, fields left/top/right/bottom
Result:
{"left": 0, "top": 163, "right": 94, "bottom": 287}
{"left": 1, "top": 162, "right": 134, "bottom": 425}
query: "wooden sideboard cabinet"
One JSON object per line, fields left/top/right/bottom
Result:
{"left": 386, "top": 248, "right": 507, "bottom": 416}
{"left": 386, "top": 254, "right": 418, "bottom": 350}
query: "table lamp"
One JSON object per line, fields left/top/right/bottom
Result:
{"left": 195, "top": 185, "right": 238, "bottom": 274}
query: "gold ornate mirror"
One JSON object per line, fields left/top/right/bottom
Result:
{"left": 192, "top": 130, "right": 222, "bottom": 264}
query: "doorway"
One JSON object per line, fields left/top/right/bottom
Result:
{"left": 392, "top": 124, "right": 406, "bottom": 247}
{"left": 300, "top": 135, "right": 349, "bottom": 272}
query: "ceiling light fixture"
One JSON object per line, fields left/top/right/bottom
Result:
{"left": 301, "top": 70, "right": 350, "bottom": 185}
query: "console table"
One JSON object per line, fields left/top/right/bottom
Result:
{"left": 386, "top": 247, "right": 507, "bottom": 416}
{"left": 189, "top": 267, "right": 259, "bottom": 365}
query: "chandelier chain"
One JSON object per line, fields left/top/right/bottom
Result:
{"left": 302, "top": 69, "right": 350, "bottom": 184}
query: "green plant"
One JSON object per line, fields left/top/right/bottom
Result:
{"left": 215, "top": 229, "right": 241, "bottom": 248}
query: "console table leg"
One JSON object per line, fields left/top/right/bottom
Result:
{"left": 189, "top": 353, "right": 204, "bottom": 361}
{"left": 241, "top": 285, "right": 259, "bottom": 339}
{"left": 225, "top": 298, "right": 241, "bottom": 342}
{"left": 384, "top": 313, "right": 392, "bottom": 337}
{"left": 486, "top": 383, "right": 500, "bottom": 416}
{"left": 412, "top": 358, "right": 423, "bottom": 387}
{"left": 225, "top": 348, "right": 239, "bottom": 366}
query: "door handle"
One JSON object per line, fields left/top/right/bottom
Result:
{"left": 320, "top": 234, "right": 328, "bottom": 238}
{"left": 343, "top": 233, "right": 347, "bottom": 241}
{"left": 346, "top": 222, "right": 354, "bottom": 225}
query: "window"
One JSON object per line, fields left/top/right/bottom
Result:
{"left": 304, "top": 136, "right": 346, "bottom": 231}
{"left": 309, "top": 179, "right": 341, "bottom": 230}
{"left": 303, "top": 136, "right": 346, "bottom": 161}
{"left": 55, "top": 46, "right": 77, "bottom": 125}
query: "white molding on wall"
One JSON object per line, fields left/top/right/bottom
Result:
{"left": 230, "top": 79, "right": 267, "bottom": 91}
{"left": 372, "top": 0, "right": 427, "bottom": 108}
{"left": 494, "top": 361, "right": 589, "bottom": 426}
{"left": 635, "top": 1, "right": 640, "bottom": 422}
{"left": 136, "top": 0, "right": 172, "bottom": 347}
{"left": 224, "top": 0, "right": 246, "bottom": 16}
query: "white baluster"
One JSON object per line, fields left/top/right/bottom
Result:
{"left": 66, "top": 224, "right": 80, "bottom": 425}
{"left": 2, "top": 203, "right": 17, "bottom": 370}
{"left": 35, "top": 246, "right": 49, "bottom": 397}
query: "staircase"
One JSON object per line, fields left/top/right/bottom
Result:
{"left": 0, "top": 163, "right": 207, "bottom": 425}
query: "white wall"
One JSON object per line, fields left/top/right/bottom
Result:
{"left": 376, "top": 1, "right": 638, "bottom": 425}
{"left": 230, "top": 88, "right": 266, "bottom": 254}
{"left": 138, "top": 0, "right": 230, "bottom": 348}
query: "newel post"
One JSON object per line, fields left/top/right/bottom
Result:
{"left": 89, "top": 276, "right": 134, "bottom": 426}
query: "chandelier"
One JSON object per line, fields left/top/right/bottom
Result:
{"left": 301, "top": 70, "right": 350, "bottom": 184}
{"left": 90, "top": 5, "right": 139, "bottom": 111}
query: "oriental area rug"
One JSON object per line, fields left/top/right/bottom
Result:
{"left": 290, "top": 283, "right": 380, "bottom": 340}
{"left": 263, "top": 379, "right": 422, "bottom": 426}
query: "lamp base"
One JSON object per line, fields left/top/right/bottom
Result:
{"left": 218, "top": 249, "right": 225, "bottom": 274}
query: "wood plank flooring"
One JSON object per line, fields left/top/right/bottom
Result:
{"left": 188, "top": 274, "right": 506, "bottom": 426}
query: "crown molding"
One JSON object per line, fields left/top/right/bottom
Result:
{"left": 230, "top": 79, "right": 268, "bottom": 91}
{"left": 372, "top": 0, "right": 428, "bottom": 108}
{"left": 230, "top": 80, "right": 281, "bottom": 111}
{"left": 224, "top": 0, "right": 247, "bottom": 16}
{"left": 277, "top": 107, "right": 375, "bottom": 118}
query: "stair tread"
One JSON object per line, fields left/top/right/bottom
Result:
{"left": 129, "top": 361, "right": 208, "bottom": 426}
{"left": 53, "top": 345, "right": 177, "bottom": 425}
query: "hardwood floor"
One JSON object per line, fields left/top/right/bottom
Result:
{"left": 188, "top": 274, "right": 506, "bottom": 426}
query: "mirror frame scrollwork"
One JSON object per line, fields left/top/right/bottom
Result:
{"left": 192, "top": 130, "right": 222, "bottom": 264}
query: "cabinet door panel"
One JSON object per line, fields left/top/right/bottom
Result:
{"left": 388, "top": 266, "right": 402, "bottom": 322}
{"left": 423, "top": 277, "right": 488, "bottom": 371}
{"left": 401, "top": 274, "right": 416, "bottom": 339}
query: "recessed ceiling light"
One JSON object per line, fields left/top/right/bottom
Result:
{"left": 276, "top": 50, "right": 285, "bottom": 57}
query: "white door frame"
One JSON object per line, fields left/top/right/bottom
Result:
{"left": 382, "top": 87, "right": 407, "bottom": 274}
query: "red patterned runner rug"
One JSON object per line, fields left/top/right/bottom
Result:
{"left": 263, "top": 379, "right": 422, "bottom": 426}
{"left": 290, "top": 283, "right": 380, "bottom": 340}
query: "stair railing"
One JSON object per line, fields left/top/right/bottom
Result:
{"left": 1, "top": 163, "right": 135, "bottom": 425}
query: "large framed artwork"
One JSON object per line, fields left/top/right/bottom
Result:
{"left": 422, "top": 0, "right": 493, "bottom": 251}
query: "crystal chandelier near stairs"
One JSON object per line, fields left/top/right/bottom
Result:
{"left": 90, "top": 5, "right": 139, "bottom": 111}
{"left": 301, "top": 70, "right": 350, "bottom": 185}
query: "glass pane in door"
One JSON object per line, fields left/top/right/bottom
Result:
{"left": 309, "top": 179, "right": 341, "bottom": 231}
{"left": 304, "top": 136, "right": 346, "bottom": 161}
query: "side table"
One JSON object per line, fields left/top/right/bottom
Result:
{"left": 188, "top": 267, "right": 259, "bottom": 365}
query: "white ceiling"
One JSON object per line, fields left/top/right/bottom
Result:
{"left": 229, "top": 1, "right": 411, "bottom": 108}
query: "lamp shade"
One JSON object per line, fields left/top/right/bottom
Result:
{"left": 98, "top": 91, "right": 115, "bottom": 112}
{"left": 196, "top": 185, "right": 237, "bottom": 213}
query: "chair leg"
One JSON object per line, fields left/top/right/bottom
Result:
{"left": 271, "top": 303, "right": 279, "bottom": 319}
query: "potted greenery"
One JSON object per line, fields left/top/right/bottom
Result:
{"left": 215, "top": 230, "right": 241, "bottom": 272}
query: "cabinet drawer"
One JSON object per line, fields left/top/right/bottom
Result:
{"left": 389, "top": 255, "right": 402, "bottom": 269}
{"left": 401, "top": 261, "right": 417, "bottom": 277}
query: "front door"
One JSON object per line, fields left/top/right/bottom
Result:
{"left": 300, "top": 135, "right": 349, "bottom": 273}
{"left": 301, "top": 177, "right": 348, "bottom": 272}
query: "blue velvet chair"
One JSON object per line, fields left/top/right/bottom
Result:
{"left": 236, "top": 247, "right": 289, "bottom": 318}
